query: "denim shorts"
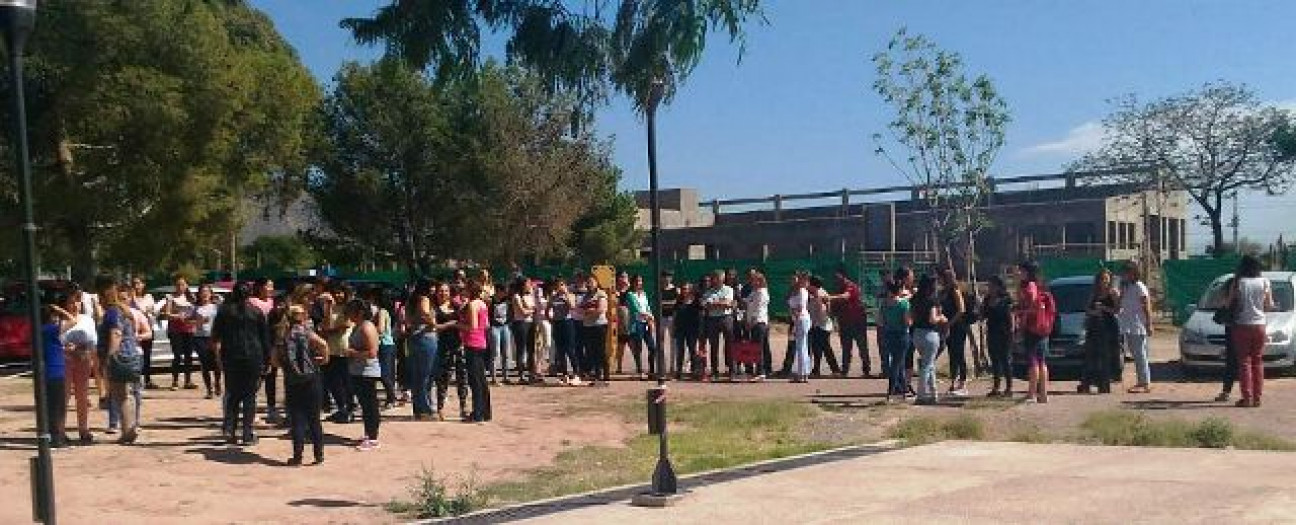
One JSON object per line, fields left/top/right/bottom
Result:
{"left": 1023, "top": 334, "right": 1048, "bottom": 365}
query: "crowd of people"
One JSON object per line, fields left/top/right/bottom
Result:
{"left": 31, "top": 254, "right": 1274, "bottom": 465}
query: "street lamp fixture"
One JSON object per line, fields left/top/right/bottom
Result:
{"left": 634, "top": 76, "right": 680, "bottom": 506}
{"left": 0, "top": 1, "right": 54, "bottom": 523}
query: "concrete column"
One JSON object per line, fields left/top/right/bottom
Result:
{"left": 841, "top": 188, "right": 850, "bottom": 217}
{"left": 774, "top": 194, "right": 783, "bottom": 222}
{"left": 711, "top": 200, "right": 721, "bottom": 217}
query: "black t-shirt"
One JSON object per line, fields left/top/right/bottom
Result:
{"left": 985, "top": 295, "right": 1014, "bottom": 340}
{"left": 674, "top": 298, "right": 702, "bottom": 336}
{"left": 911, "top": 295, "right": 938, "bottom": 331}
{"left": 212, "top": 303, "right": 269, "bottom": 371}
{"left": 660, "top": 286, "right": 678, "bottom": 318}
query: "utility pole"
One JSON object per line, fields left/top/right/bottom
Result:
{"left": 1231, "top": 191, "right": 1240, "bottom": 251}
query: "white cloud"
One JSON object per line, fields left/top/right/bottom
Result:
{"left": 1018, "top": 120, "right": 1106, "bottom": 158}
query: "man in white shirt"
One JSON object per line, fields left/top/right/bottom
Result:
{"left": 701, "top": 270, "right": 735, "bottom": 380}
{"left": 1118, "top": 261, "right": 1154, "bottom": 393}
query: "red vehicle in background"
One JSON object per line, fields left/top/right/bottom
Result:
{"left": 0, "top": 280, "right": 72, "bottom": 361}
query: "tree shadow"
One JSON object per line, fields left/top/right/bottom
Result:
{"left": 186, "top": 446, "right": 285, "bottom": 467}
{"left": 286, "top": 498, "right": 373, "bottom": 509}
{"left": 0, "top": 436, "right": 37, "bottom": 451}
{"left": 1121, "top": 399, "right": 1226, "bottom": 411}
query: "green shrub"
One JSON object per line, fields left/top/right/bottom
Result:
{"left": 887, "top": 414, "right": 985, "bottom": 445}
{"left": 1190, "top": 417, "right": 1235, "bottom": 449}
{"left": 388, "top": 466, "right": 486, "bottom": 519}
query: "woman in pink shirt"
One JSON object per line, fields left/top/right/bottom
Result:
{"left": 460, "top": 280, "right": 492, "bottom": 423}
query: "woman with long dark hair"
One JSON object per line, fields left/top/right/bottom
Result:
{"left": 549, "top": 278, "right": 581, "bottom": 385}
{"left": 911, "top": 275, "right": 947, "bottom": 405}
{"left": 981, "top": 276, "right": 1015, "bottom": 397}
{"left": 624, "top": 275, "right": 655, "bottom": 379}
{"left": 404, "top": 279, "right": 438, "bottom": 420}
{"left": 212, "top": 282, "right": 270, "bottom": 445}
{"left": 163, "top": 275, "right": 199, "bottom": 391}
{"left": 193, "top": 284, "right": 222, "bottom": 400}
{"left": 879, "top": 279, "right": 912, "bottom": 401}
{"left": 510, "top": 278, "right": 538, "bottom": 383}
{"left": 432, "top": 283, "right": 466, "bottom": 420}
{"left": 345, "top": 298, "right": 383, "bottom": 449}
{"left": 938, "top": 269, "right": 968, "bottom": 396}
{"left": 130, "top": 278, "right": 159, "bottom": 390}
{"left": 1079, "top": 268, "right": 1119, "bottom": 394}
{"left": 1227, "top": 255, "right": 1274, "bottom": 408}
{"left": 488, "top": 281, "right": 512, "bottom": 384}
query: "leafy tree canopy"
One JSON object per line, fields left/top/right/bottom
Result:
{"left": 0, "top": 0, "right": 320, "bottom": 282}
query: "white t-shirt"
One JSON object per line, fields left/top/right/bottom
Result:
{"left": 1235, "top": 277, "right": 1270, "bottom": 326}
{"left": 1119, "top": 281, "right": 1150, "bottom": 335}
{"left": 702, "top": 285, "right": 735, "bottom": 317}
{"left": 745, "top": 287, "right": 770, "bottom": 325}
{"left": 788, "top": 288, "right": 811, "bottom": 324}
{"left": 194, "top": 303, "right": 219, "bottom": 337}
{"left": 62, "top": 313, "right": 98, "bottom": 348}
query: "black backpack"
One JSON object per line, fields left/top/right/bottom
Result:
{"left": 962, "top": 289, "right": 982, "bottom": 324}
{"left": 282, "top": 327, "right": 320, "bottom": 385}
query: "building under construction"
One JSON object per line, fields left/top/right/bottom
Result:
{"left": 634, "top": 171, "right": 1189, "bottom": 275}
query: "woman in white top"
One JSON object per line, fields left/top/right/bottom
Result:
{"left": 1227, "top": 255, "right": 1275, "bottom": 408}
{"left": 192, "top": 284, "right": 222, "bottom": 399}
{"left": 744, "top": 272, "right": 771, "bottom": 380}
{"left": 509, "top": 278, "right": 538, "bottom": 383}
{"left": 787, "top": 272, "right": 813, "bottom": 383}
{"left": 59, "top": 288, "right": 97, "bottom": 443}
{"left": 130, "top": 278, "right": 158, "bottom": 389}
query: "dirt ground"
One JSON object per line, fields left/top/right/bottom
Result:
{"left": 3, "top": 325, "right": 1295, "bottom": 524}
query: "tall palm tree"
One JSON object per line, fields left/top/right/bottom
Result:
{"left": 342, "top": 0, "right": 764, "bottom": 112}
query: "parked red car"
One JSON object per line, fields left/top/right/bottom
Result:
{"left": 0, "top": 280, "right": 72, "bottom": 361}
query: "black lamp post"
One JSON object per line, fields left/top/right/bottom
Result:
{"left": 644, "top": 77, "right": 678, "bottom": 498}
{"left": 0, "top": 1, "right": 53, "bottom": 523}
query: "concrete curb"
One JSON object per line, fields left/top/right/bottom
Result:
{"left": 412, "top": 439, "right": 903, "bottom": 524}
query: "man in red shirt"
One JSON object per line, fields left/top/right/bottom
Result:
{"left": 828, "top": 267, "right": 871, "bottom": 378}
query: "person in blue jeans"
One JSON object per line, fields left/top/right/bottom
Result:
{"left": 910, "top": 275, "right": 947, "bottom": 405}
{"left": 878, "top": 280, "right": 912, "bottom": 401}
{"left": 403, "top": 280, "right": 438, "bottom": 420}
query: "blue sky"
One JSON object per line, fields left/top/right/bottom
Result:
{"left": 251, "top": 0, "right": 1296, "bottom": 251}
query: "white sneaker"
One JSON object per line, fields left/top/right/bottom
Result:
{"left": 355, "top": 439, "right": 381, "bottom": 452}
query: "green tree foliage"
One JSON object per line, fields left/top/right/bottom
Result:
{"left": 342, "top": 0, "right": 764, "bottom": 112}
{"left": 310, "top": 60, "right": 628, "bottom": 275}
{"left": 871, "top": 28, "right": 1010, "bottom": 270}
{"left": 241, "top": 235, "right": 317, "bottom": 272}
{"left": 1072, "top": 82, "right": 1296, "bottom": 255}
{"left": 0, "top": 0, "right": 320, "bottom": 282}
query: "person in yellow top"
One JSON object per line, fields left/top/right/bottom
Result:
{"left": 317, "top": 286, "right": 355, "bottom": 424}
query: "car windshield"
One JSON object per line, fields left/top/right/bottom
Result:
{"left": 1050, "top": 284, "right": 1092, "bottom": 313}
{"left": 1198, "top": 278, "right": 1295, "bottom": 312}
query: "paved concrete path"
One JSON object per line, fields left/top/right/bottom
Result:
{"left": 517, "top": 441, "right": 1296, "bottom": 524}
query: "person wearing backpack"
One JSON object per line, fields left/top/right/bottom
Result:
{"left": 95, "top": 276, "right": 143, "bottom": 444}
{"left": 1118, "top": 261, "right": 1154, "bottom": 394}
{"left": 212, "top": 282, "right": 271, "bottom": 445}
{"left": 1016, "top": 261, "right": 1054, "bottom": 404}
{"left": 276, "top": 305, "right": 329, "bottom": 465}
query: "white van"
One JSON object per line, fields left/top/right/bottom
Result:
{"left": 1179, "top": 271, "right": 1296, "bottom": 372}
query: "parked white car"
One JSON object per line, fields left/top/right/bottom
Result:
{"left": 1179, "top": 271, "right": 1296, "bottom": 372}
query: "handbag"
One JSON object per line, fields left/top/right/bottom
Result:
{"left": 107, "top": 351, "right": 143, "bottom": 383}
{"left": 1212, "top": 281, "right": 1238, "bottom": 326}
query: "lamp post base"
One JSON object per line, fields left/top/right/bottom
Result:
{"left": 631, "top": 490, "right": 688, "bottom": 508}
